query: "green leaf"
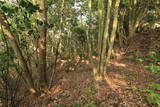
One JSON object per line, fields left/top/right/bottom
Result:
{"left": 147, "top": 93, "right": 160, "bottom": 105}
{"left": 36, "top": 19, "right": 44, "bottom": 25}
{"left": 145, "top": 65, "right": 160, "bottom": 74}
{"left": 143, "top": 89, "right": 155, "bottom": 93}
{"left": 149, "top": 83, "right": 160, "bottom": 91}
{"left": 59, "top": 93, "right": 70, "bottom": 98}
{"left": 19, "top": 0, "right": 40, "bottom": 13}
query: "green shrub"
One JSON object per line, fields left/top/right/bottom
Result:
{"left": 128, "top": 54, "right": 145, "bottom": 62}
{"left": 144, "top": 53, "right": 160, "bottom": 74}
{"left": 82, "top": 87, "right": 96, "bottom": 107}
{"left": 145, "top": 64, "right": 160, "bottom": 74}
{"left": 146, "top": 53, "right": 160, "bottom": 63}
{"left": 146, "top": 93, "right": 160, "bottom": 106}
{"left": 143, "top": 83, "right": 160, "bottom": 106}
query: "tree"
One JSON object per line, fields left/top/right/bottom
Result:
{"left": 36, "top": 0, "right": 48, "bottom": 87}
{"left": 0, "top": 11, "right": 35, "bottom": 91}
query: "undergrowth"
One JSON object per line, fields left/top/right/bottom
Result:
{"left": 82, "top": 86, "right": 96, "bottom": 107}
{"left": 129, "top": 52, "right": 160, "bottom": 74}
{"left": 130, "top": 52, "right": 160, "bottom": 106}
{"left": 143, "top": 83, "right": 160, "bottom": 107}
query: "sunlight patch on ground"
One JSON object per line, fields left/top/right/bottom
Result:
{"left": 110, "top": 61, "right": 126, "bottom": 67}
{"left": 114, "top": 51, "right": 125, "bottom": 58}
{"left": 104, "top": 75, "right": 127, "bottom": 90}
{"left": 51, "top": 85, "right": 62, "bottom": 95}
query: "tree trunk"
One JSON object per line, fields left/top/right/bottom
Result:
{"left": 106, "top": 0, "right": 121, "bottom": 63}
{"left": 97, "top": 0, "right": 104, "bottom": 74}
{"left": 0, "top": 12, "right": 35, "bottom": 91}
{"left": 97, "top": 0, "right": 112, "bottom": 75}
{"left": 37, "top": 0, "right": 48, "bottom": 87}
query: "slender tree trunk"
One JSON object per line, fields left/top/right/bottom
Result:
{"left": 37, "top": 0, "right": 48, "bottom": 86}
{"left": 99, "top": 0, "right": 112, "bottom": 74}
{"left": 0, "top": 12, "right": 35, "bottom": 91}
{"left": 97, "top": 0, "right": 104, "bottom": 74}
{"left": 48, "top": 40, "right": 60, "bottom": 89}
{"left": 87, "top": 0, "right": 98, "bottom": 76}
{"left": 106, "top": 0, "right": 121, "bottom": 63}
{"left": 128, "top": 0, "right": 148, "bottom": 38}
{"left": 87, "top": 0, "right": 93, "bottom": 64}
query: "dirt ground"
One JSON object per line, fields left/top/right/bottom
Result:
{"left": 40, "top": 58, "right": 158, "bottom": 107}
{"left": 21, "top": 30, "right": 160, "bottom": 107}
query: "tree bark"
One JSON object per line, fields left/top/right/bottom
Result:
{"left": 106, "top": 0, "right": 121, "bottom": 63}
{"left": 37, "top": 0, "right": 48, "bottom": 86}
{"left": 97, "top": 0, "right": 104, "bottom": 74}
{"left": 98, "top": 0, "right": 112, "bottom": 74}
{"left": 0, "top": 12, "right": 35, "bottom": 90}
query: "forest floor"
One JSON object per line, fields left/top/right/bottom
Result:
{"left": 29, "top": 30, "right": 160, "bottom": 107}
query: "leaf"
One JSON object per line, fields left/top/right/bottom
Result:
{"left": 19, "top": 0, "right": 27, "bottom": 7}
{"left": 36, "top": 19, "right": 44, "bottom": 25}
{"left": 149, "top": 83, "right": 160, "bottom": 91}
{"left": 59, "top": 93, "right": 70, "bottom": 98}
{"left": 145, "top": 65, "right": 160, "bottom": 74}
{"left": 19, "top": 0, "right": 40, "bottom": 13}
{"left": 147, "top": 93, "right": 160, "bottom": 105}
{"left": 143, "top": 89, "right": 155, "bottom": 93}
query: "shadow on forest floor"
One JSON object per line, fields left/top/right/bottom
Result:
{"left": 33, "top": 56, "right": 159, "bottom": 107}
{"left": 127, "top": 30, "right": 160, "bottom": 54}
{"left": 21, "top": 30, "right": 160, "bottom": 106}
